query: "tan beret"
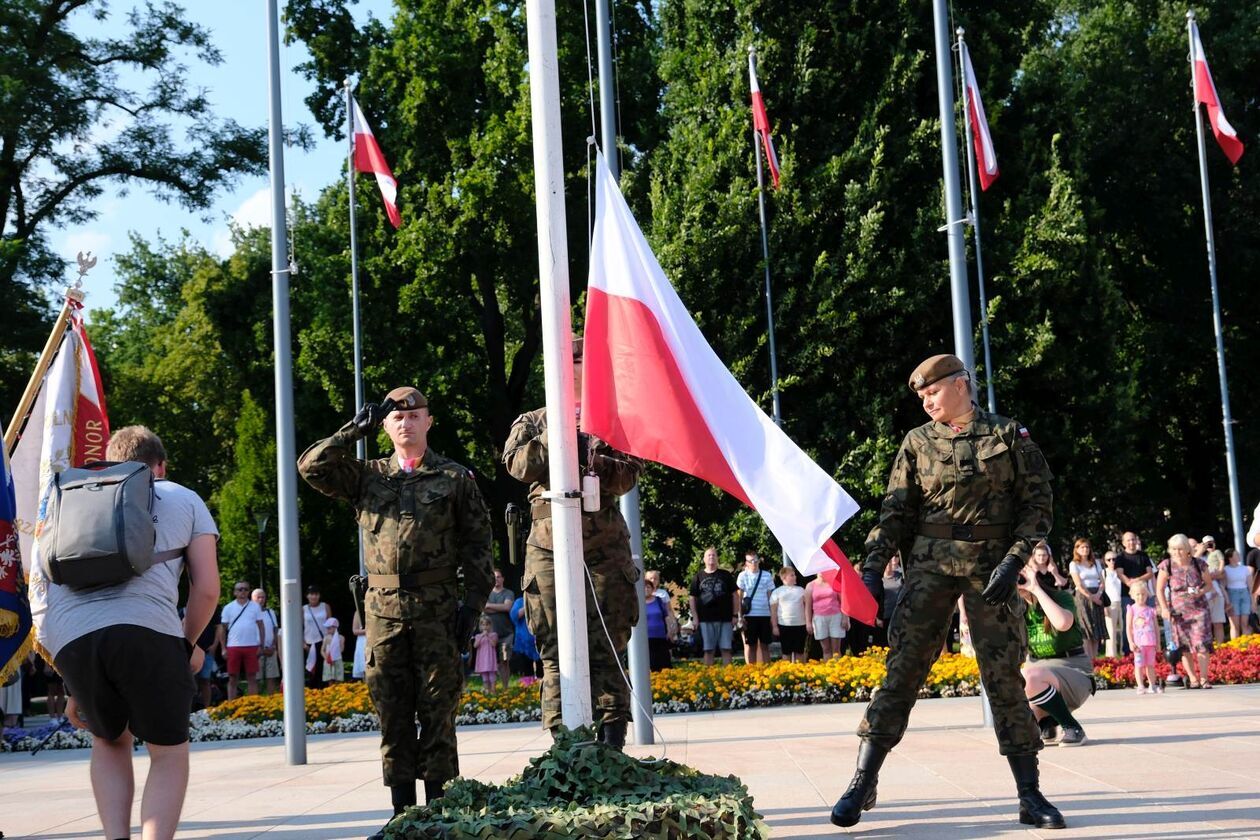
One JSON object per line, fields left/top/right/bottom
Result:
{"left": 908, "top": 354, "right": 967, "bottom": 392}
{"left": 384, "top": 386, "right": 428, "bottom": 411}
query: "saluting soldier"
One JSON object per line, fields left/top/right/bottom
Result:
{"left": 503, "top": 337, "right": 643, "bottom": 748}
{"left": 298, "top": 387, "right": 494, "bottom": 838}
{"left": 831, "top": 354, "right": 1065, "bottom": 831}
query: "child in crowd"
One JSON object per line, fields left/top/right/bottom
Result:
{"left": 770, "top": 566, "right": 809, "bottom": 663}
{"left": 1125, "top": 583, "right": 1161, "bottom": 695}
{"left": 474, "top": 616, "right": 499, "bottom": 694}
{"left": 322, "top": 617, "right": 345, "bottom": 683}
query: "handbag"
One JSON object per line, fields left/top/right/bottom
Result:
{"left": 740, "top": 570, "right": 764, "bottom": 616}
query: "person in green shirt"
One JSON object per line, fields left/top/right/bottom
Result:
{"left": 1019, "top": 550, "right": 1095, "bottom": 748}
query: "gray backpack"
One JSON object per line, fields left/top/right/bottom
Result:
{"left": 41, "top": 461, "right": 172, "bottom": 589}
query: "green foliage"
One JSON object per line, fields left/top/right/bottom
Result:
{"left": 0, "top": 0, "right": 270, "bottom": 413}
{"left": 386, "top": 726, "right": 768, "bottom": 839}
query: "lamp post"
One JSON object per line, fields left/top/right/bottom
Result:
{"left": 255, "top": 510, "right": 270, "bottom": 591}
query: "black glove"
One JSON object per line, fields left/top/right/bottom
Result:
{"left": 350, "top": 398, "right": 398, "bottom": 438}
{"left": 861, "top": 567, "right": 884, "bottom": 609}
{"left": 576, "top": 433, "right": 591, "bottom": 470}
{"left": 453, "top": 603, "right": 479, "bottom": 653}
{"left": 981, "top": 554, "right": 1024, "bottom": 606}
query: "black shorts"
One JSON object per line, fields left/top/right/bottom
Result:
{"left": 778, "top": 624, "right": 807, "bottom": 655}
{"left": 55, "top": 625, "right": 194, "bottom": 745}
{"left": 743, "top": 616, "right": 773, "bottom": 646}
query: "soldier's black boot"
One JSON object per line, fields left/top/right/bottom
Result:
{"left": 423, "top": 779, "right": 447, "bottom": 803}
{"left": 599, "top": 720, "right": 627, "bottom": 751}
{"left": 1007, "top": 754, "right": 1066, "bottom": 829}
{"left": 829, "top": 741, "right": 888, "bottom": 827}
{"left": 366, "top": 783, "right": 416, "bottom": 840}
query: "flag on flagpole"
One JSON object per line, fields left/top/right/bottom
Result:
{"left": 0, "top": 415, "right": 33, "bottom": 685}
{"left": 582, "top": 154, "right": 876, "bottom": 624}
{"left": 351, "top": 97, "right": 402, "bottom": 228}
{"left": 961, "top": 42, "right": 999, "bottom": 190}
{"left": 1190, "top": 22, "right": 1244, "bottom": 165}
{"left": 749, "top": 53, "right": 781, "bottom": 189}
{"left": 11, "top": 305, "right": 111, "bottom": 572}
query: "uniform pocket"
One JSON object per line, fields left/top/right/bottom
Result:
{"left": 886, "top": 578, "right": 915, "bottom": 649}
{"left": 358, "top": 485, "right": 397, "bottom": 534}
{"left": 976, "top": 439, "right": 1014, "bottom": 490}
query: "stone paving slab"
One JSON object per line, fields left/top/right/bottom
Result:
{"left": 1, "top": 683, "right": 1257, "bottom": 838}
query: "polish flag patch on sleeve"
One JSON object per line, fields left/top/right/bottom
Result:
{"left": 1019, "top": 427, "right": 1031, "bottom": 438}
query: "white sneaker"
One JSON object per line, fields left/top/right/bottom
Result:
{"left": 1135, "top": 687, "right": 1148, "bottom": 695}
{"left": 1153, "top": 685, "right": 1164, "bottom": 694}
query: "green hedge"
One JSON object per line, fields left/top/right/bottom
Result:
{"left": 385, "top": 726, "right": 769, "bottom": 839}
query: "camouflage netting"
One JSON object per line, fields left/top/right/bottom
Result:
{"left": 384, "top": 726, "right": 769, "bottom": 839}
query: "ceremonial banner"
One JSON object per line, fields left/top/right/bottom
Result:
{"left": 582, "top": 154, "right": 876, "bottom": 623}
{"left": 0, "top": 416, "right": 32, "bottom": 685}
{"left": 351, "top": 96, "right": 402, "bottom": 227}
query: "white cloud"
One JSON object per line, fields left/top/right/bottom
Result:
{"left": 212, "top": 185, "right": 300, "bottom": 258}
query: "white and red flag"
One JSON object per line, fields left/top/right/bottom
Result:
{"left": 749, "top": 53, "right": 781, "bottom": 189}
{"left": 11, "top": 304, "right": 111, "bottom": 569}
{"left": 582, "top": 154, "right": 876, "bottom": 623}
{"left": 351, "top": 97, "right": 402, "bottom": 228}
{"left": 961, "top": 42, "right": 999, "bottom": 190}
{"left": 1190, "top": 22, "right": 1244, "bottom": 165}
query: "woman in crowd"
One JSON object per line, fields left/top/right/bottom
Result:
{"left": 770, "top": 566, "right": 809, "bottom": 663}
{"left": 1067, "top": 538, "right": 1107, "bottom": 660}
{"left": 643, "top": 578, "right": 677, "bottom": 671}
{"left": 1019, "top": 558, "right": 1093, "bottom": 746}
{"left": 1031, "top": 542, "right": 1070, "bottom": 590}
{"left": 1222, "top": 548, "right": 1254, "bottom": 640}
{"left": 804, "top": 570, "right": 846, "bottom": 659}
{"left": 1102, "top": 551, "right": 1124, "bottom": 657}
{"left": 1205, "top": 551, "right": 1229, "bottom": 645}
{"left": 1156, "top": 534, "right": 1213, "bottom": 689}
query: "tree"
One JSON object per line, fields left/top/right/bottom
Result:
{"left": 0, "top": 0, "right": 270, "bottom": 412}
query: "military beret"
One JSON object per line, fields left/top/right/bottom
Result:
{"left": 384, "top": 386, "right": 428, "bottom": 411}
{"left": 572, "top": 335, "right": 583, "bottom": 361}
{"left": 908, "top": 354, "right": 967, "bottom": 392}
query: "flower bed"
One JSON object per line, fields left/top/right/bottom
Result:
{"left": 1092, "top": 633, "right": 1260, "bottom": 688}
{"left": 7, "top": 637, "right": 1257, "bottom": 752}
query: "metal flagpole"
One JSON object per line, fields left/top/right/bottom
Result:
{"left": 1187, "top": 10, "right": 1245, "bottom": 555}
{"left": 345, "top": 79, "right": 367, "bottom": 577}
{"left": 525, "top": 0, "right": 593, "bottom": 728}
{"left": 932, "top": 0, "right": 975, "bottom": 371}
{"left": 956, "top": 31, "right": 997, "bottom": 414}
{"left": 595, "top": 0, "right": 653, "bottom": 745}
{"left": 749, "top": 47, "right": 782, "bottom": 428}
{"left": 266, "top": 0, "right": 306, "bottom": 765}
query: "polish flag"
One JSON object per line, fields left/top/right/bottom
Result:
{"left": 1190, "top": 22, "right": 1244, "bottom": 165}
{"left": 961, "top": 42, "right": 999, "bottom": 190}
{"left": 10, "top": 303, "right": 111, "bottom": 570}
{"left": 582, "top": 155, "right": 876, "bottom": 623}
{"left": 351, "top": 97, "right": 402, "bottom": 228}
{"left": 749, "top": 54, "right": 781, "bottom": 189}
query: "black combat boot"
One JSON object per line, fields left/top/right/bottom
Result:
{"left": 599, "top": 720, "right": 627, "bottom": 751}
{"left": 423, "top": 779, "right": 447, "bottom": 803}
{"left": 1007, "top": 754, "right": 1066, "bottom": 829}
{"left": 829, "top": 742, "right": 888, "bottom": 827}
{"left": 366, "top": 783, "right": 416, "bottom": 840}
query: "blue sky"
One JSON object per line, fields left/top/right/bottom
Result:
{"left": 55, "top": 1, "right": 392, "bottom": 315}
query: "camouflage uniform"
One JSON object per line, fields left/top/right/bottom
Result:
{"left": 857, "top": 409, "right": 1053, "bottom": 756}
{"left": 503, "top": 407, "right": 642, "bottom": 732}
{"left": 298, "top": 424, "right": 494, "bottom": 786}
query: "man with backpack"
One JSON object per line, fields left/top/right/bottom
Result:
{"left": 29, "top": 425, "right": 220, "bottom": 840}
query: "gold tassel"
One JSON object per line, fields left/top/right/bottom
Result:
{"left": 0, "top": 608, "right": 18, "bottom": 638}
{"left": 0, "top": 632, "right": 33, "bottom": 687}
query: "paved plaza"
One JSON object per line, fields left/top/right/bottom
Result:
{"left": 1, "top": 683, "right": 1258, "bottom": 839}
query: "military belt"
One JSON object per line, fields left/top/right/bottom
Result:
{"left": 918, "top": 522, "right": 1011, "bottom": 542}
{"left": 531, "top": 500, "right": 551, "bottom": 520}
{"left": 367, "top": 569, "right": 456, "bottom": 589}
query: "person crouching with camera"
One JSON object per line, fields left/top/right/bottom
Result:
{"left": 1019, "top": 557, "right": 1094, "bottom": 748}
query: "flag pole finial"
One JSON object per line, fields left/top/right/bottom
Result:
{"left": 956, "top": 26, "right": 965, "bottom": 37}
{"left": 1186, "top": 9, "right": 1195, "bottom": 22}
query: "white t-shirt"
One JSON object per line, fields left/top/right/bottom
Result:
{"left": 769, "top": 585, "right": 806, "bottom": 626}
{"left": 221, "top": 599, "right": 263, "bottom": 647}
{"left": 737, "top": 569, "right": 774, "bottom": 617}
{"left": 303, "top": 603, "right": 330, "bottom": 644}
{"left": 31, "top": 479, "right": 219, "bottom": 661}
{"left": 258, "top": 607, "right": 278, "bottom": 647}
